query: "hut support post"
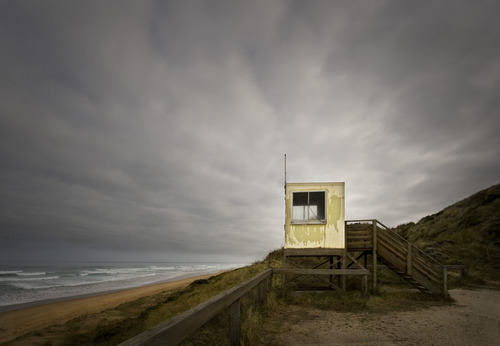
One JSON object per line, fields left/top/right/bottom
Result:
{"left": 342, "top": 250, "right": 347, "bottom": 291}
{"left": 329, "top": 256, "right": 334, "bottom": 289}
{"left": 282, "top": 251, "right": 286, "bottom": 286}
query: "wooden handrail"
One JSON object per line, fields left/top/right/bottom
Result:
{"left": 119, "top": 269, "right": 273, "bottom": 346}
{"left": 347, "top": 219, "right": 446, "bottom": 295}
{"left": 369, "top": 220, "right": 443, "bottom": 269}
{"left": 275, "top": 268, "right": 370, "bottom": 276}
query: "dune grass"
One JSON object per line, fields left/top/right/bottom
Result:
{"left": 394, "top": 182, "right": 500, "bottom": 282}
{"left": 6, "top": 251, "right": 282, "bottom": 346}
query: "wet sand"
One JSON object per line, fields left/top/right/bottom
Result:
{"left": 0, "top": 272, "right": 220, "bottom": 344}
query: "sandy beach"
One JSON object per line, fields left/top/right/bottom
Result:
{"left": 0, "top": 272, "right": 220, "bottom": 344}
{"left": 263, "top": 289, "right": 500, "bottom": 345}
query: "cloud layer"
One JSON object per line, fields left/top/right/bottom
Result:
{"left": 1, "top": 1, "right": 499, "bottom": 263}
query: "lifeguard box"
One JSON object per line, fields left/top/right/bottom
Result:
{"left": 285, "top": 182, "right": 345, "bottom": 249}
{"left": 279, "top": 168, "right": 449, "bottom": 296}
{"left": 282, "top": 181, "right": 369, "bottom": 293}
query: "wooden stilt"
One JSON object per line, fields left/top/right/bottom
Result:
{"left": 342, "top": 251, "right": 347, "bottom": 291}
{"left": 329, "top": 256, "right": 334, "bottom": 290}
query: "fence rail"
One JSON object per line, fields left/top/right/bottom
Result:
{"left": 119, "top": 269, "right": 273, "bottom": 346}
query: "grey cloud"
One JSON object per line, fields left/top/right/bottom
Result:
{"left": 1, "top": 1, "right": 499, "bottom": 263}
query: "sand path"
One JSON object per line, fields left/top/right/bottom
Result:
{"left": 268, "top": 289, "right": 500, "bottom": 345}
{"left": 0, "top": 273, "right": 219, "bottom": 344}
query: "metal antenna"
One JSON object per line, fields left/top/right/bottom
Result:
{"left": 284, "top": 154, "right": 287, "bottom": 188}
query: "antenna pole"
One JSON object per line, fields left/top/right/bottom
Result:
{"left": 284, "top": 154, "right": 287, "bottom": 188}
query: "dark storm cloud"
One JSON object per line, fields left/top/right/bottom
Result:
{"left": 1, "top": 1, "right": 499, "bottom": 263}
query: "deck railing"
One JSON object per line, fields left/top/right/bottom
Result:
{"left": 119, "top": 269, "right": 272, "bottom": 346}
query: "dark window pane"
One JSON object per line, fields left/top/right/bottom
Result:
{"left": 309, "top": 191, "right": 325, "bottom": 220}
{"left": 292, "top": 192, "right": 308, "bottom": 220}
{"left": 292, "top": 191, "right": 326, "bottom": 221}
{"left": 292, "top": 192, "right": 308, "bottom": 206}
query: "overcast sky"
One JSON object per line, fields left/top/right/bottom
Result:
{"left": 1, "top": 1, "right": 499, "bottom": 264}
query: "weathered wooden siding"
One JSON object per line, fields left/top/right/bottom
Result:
{"left": 284, "top": 182, "right": 345, "bottom": 249}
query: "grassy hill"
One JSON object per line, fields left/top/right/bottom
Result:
{"left": 393, "top": 182, "right": 500, "bottom": 281}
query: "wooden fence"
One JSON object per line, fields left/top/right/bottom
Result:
{"left": 119, "top": 269, "right": 273, "bottom": 346}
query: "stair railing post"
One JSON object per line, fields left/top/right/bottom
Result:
{"left": 372, "top": 220, "right": 377, "bottom": 293}
{"left": 362, "top": 274, "right": 368, "bottom": 296}
{"left": 442, "top": 266, "right": 449, "bottom": 299}
{"left": 407, "top": 243, "right": 413, "bottom": 276}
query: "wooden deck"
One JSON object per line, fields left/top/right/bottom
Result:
{"left": 281, "top": 220, "right": 448, "bottom": 297}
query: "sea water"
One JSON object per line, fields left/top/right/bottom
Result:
{"left": 0, "top": 262, "right": 247, "bottom": 311}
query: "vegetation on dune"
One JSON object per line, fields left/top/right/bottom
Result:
{"left": 393, "top": 182, "right": 500, "bottom": 281}
{"left": 7, "top": 250, "right": 283, "bottom": 346}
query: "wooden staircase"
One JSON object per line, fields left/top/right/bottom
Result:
{"left": 346, "top": 220, "right": 448, "bottom": 298}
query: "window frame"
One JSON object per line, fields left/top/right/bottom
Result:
{"left": 291, "top": 190, "right": 327, "bottom": 224}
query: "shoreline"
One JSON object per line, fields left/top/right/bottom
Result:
{"left": 0, "top": 270, "right": 222, "bottom": 313}
{"left": 0, "top": 270, "right": 226, "bottom": 344}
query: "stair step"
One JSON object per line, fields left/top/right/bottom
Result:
{"left": 376, "top": 234, "right": 442, "bottom": 296}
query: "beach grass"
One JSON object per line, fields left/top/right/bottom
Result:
{"left": 5, "top": 250, "right": 283, "bottom": 346}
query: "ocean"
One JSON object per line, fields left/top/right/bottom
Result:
{"left": 0, "top": 262, "right": 248, "bottom": 311}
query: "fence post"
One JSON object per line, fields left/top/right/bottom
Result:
{"left": 230, "top": 299, "right": 240, "bottom": 346}
{"left": 372, "top": 220, "right": 377, "bottom": 293}
{"left": 258, "top": 281, "right": 264, "bottom": 305}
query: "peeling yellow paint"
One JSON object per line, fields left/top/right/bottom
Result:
{"left": 284, "top": 182, "right": 345, "bottom": 249}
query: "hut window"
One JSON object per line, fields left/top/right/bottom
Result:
{"left": 292, "top": 191, "right": 326, "bottom": 223}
